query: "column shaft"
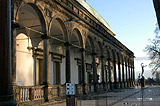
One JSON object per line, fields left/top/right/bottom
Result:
{"left": 125, "top": 64, "right": 128, "bottom": 87}
{"left": 65, "top": 42, "right": 71, "bottom": 83}
{"left": 113, "top": 60, "right": 117, "bottom": 89}
{"left": 122, "top": 63, "right": 125, "bottom": 87}
{"left": 108, "top": 58, "right": 112, "bottom": 90}
{"left": 33, "top": 50, "right": 37, "bottom": 85}
{"left": 131, "top": 66, "right": 133, "bottom": 86}
{"left": 43, "top": 38, "right": 50, "bottom": 102}
{"left": 0, "top": 0, "right": 16, "bottom": 105}
{"left": 80, "top": 48, "right": 86, "bottom": 94}
{"left": 92, "top": 53, "right": 97, "bottom": 92}
{"left": 118, "top": 62, "right": 122, "bottom": 88}
{"left": 101, "top": 56, "right": 105, "bottom": 88}
{"left": 12, "top": 29, "right": 16, "bottom": 86}
{"left": 43, "top": 39, "right": 50, "bottom": 85}
{"left": 128, "top": 65, "right": 131, "bottom": 87}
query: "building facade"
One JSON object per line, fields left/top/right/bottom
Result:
{"left": 0, "top": 0, "right": 135, "bottom": 105}
{"left": 153, "top": 0, "right": 160, "bottom": 27}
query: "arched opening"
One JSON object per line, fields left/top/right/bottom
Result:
{"left": 116, "top": 52, "right": 120, "bottom": 84}
{"left": 104, "top": 46, "right": 109, "bottom": 83}
{"left": 16, "top": 3, "right": 46, "bottom": 86}
{"left": 49, "top": 18, "right": 66, "bottom": 85}
{"left": 94, "top": 41, "right": 102, "bottom": 83}
{"left": 111, "top": 49, "right": 116, "bottom": 83}
{"left": 85, "top": 36, "right": 94, "bottom": 84}
{"left": 70, "top": 28, "right": 83, "bottom": 84}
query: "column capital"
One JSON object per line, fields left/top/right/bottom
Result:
{"left": 107, "top": 58, "right": 111, "bottom": 61}
{"left": 113, "top": 60, "right": 117, "bottom": 63}
{"left": 64, "top": 41, "right": 72, "bottom": 47}
{"left": 92, "top": 52, "right": 97, "bottom": 55}
{"left": 12, "top": 21, "right": 20, "bottom": 29}
{"left": 80, "top": 48, "right": 85, "bottom": 52}
{"left": 100, "top": 55, "right": 104, "bottom": 59}
{"left": 41, "top": 33, "right": 49, "bottom": 40}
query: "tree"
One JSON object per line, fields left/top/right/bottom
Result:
{"left": 145, "top": 24, "right": 160, "bottom": 80}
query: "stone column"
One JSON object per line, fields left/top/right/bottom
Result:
{"left": 133, "top": 66, "right": 135, "bottom": 87}
{"left": 100, "top": 55, "right": 105, "bottom": 89}
{"left": 107, "top": 58, "right": 112, "bottom": 90}
{"left": 42, "top": 34, "right": 50, "bottom": 102}
{"left": 128, "top": 65, "right": 131, "bottom": 87}
{"left": 33, "top": 49, "right": 37, "bottom": 85}
{"left": 92, "top": 52, "right": 97, "bottom": 92}
{"left": 113, "top": 60, "right": 117, "bottom": 89}
{"left": 125, "top": 64, "right": 128, "bottom": 87}
{"left": 118, "top": 62, "right": 122, "bottom": 88}
{"left": 64, "top": 42, "right": 71, "bottom": 83}
{"left": 43, "top": 37, "right": 50, "bottom": 85}
{"left": 80, "top": 48, "right": 86, "bottom": 94}
{"left": 122, "top": 63, "right": 125, "bottom": 88}
{"left": 12, "top": 29, "right": 16, "bottom": 86}
{"left": 130, "top": 65, "right": 133, "bottom": 87}
{"left": 0, "top": 0, "right": 16, "bottom": 105}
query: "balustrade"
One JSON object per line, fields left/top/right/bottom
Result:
{"left": 13, "top": 83, "right": 107, "bottom": 104}
{"left": 13, "top": 85, "right": 44, "bottom": 102}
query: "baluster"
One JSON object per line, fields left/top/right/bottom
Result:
{"left": 34, "top": 88, "right": 37, "bottom": 99}
{"left": 22, "top": 88, "right": 24, "bottom": 101}
{"left": 20, "top": 88, "right": 22, "bottom": 101}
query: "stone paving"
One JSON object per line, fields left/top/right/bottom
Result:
{"left": 46, "top": 86, "right": 143, "bottom": 106}
{"left": 45, "top": 86, "right": 160, "bottom": 106}
{"left": 114, "top": 86, "right": 160, "bottom": 106}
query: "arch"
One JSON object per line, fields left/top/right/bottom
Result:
{"left": 69, "top": 28, "right": 83, "bottom": 84}
{"left": 49, "top": 17, "right": 68, "bottom": 41}
{"left": 70, "top": 28, "right": 83, "bottom": 48}
{"left": 16, "top": 3, "right": 47, "bottom": 47}
{"left": 85, "top": 35, "right": 94, "bottom": 52}
{"left": 16, "top": 3, "right": 47, "bottom": 33}
{"left": 98, "top": 41, "right": 103, "bottom": 55}
{"left": 111, "top": 49, "right": 116, "bottom": 61}
{"left": 116, "top": 52, "right": 120, "bottom": 63}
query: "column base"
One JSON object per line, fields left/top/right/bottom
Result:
{"left": 109, "top": 82, "right": 113, "bottom": 90}
{"left": 0, "top": 95, "right": 16, "bottom": 106}
{"left": 114, "top": 82, "right": 118, "bottom": 89}
{"left": 94, "top": 82, "right": 98, "bottom": 92}
{"left": 82, "top": 83, "right": 87, "bottom": 95}
{"left": 120, "top": 82, "right": 123, "bottom": 88}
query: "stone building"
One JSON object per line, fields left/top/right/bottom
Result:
{"left": 153, "top": 0, "right": 160, "bottom": 27}
{"left": 0, "top": 0, "right": 135, "bottom": 105}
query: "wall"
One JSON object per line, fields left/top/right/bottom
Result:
{"left": 16, "top": 33, "right": 33, "bottom": 86}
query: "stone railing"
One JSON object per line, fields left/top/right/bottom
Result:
{"left": 87, "top": 84, "right": 94, "bottom": 93}
{"left": 13, "top": 83, "right": 108, "bottom": 104}
{"left": 48, "top": 85, "right": 66, "bottom": 99}
{"left": 75, "top": 84, "right": 83, "bottom": 95}
{"left": 13, "top": 85, "right": 44, "bottom": 102}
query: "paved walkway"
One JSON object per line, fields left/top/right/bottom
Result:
{"left": 114, "top": 86, "right": 160, "bottom": 106}
{"left": 45, "top": 86, "right": 143, "bottom": 106}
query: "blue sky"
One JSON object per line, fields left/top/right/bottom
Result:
{"left": 86, "top": 0, "right": 157, "bottom": 78}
